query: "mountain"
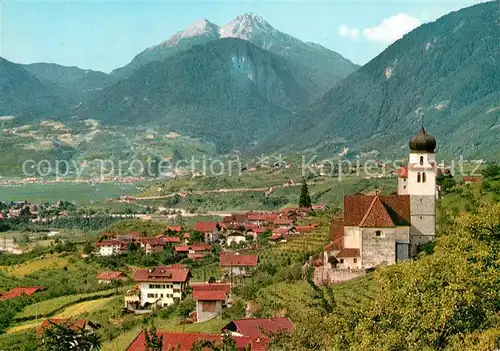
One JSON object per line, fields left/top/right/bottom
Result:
{"left": 0, "top": 57, "right": 64, "bottom": 117}
{"left": 262, "top": 1, "right": 500, "bottom": 160}
{"left": 219, "top": 13, "right": 358, "bottom": 93}
{"left": 111, "top": 13, "right": 358, "bottom": 96}
{"left": 23, "top": 63, "right": 116, "bottom": 93}
{"left": 111, "top": 19, "right": 221, "bottom": 78}
{"left": 82, "top": 38, "right": 319, "bottom": 153}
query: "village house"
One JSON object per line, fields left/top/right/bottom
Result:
{"left": 126, "top": 265, "right": 191, "bottom": 309}
{"left": 174, "top": 243, "right": 212, "bottom": 259}
{"left": 96, "top": 271, "right": 126, "bottom": 284}
{"left": 194, "top": 222, "right": 222, "bottom": 242}
{"left": 37, "top": 319, "right": 100, "bottom": 340}
{"left": 463, "top": 176, "right": 482, "bottom": 184}
{"left": 225, "top": 231, "right": 247, "bottom": 247}
{"left": 273, "top": 218, "right": 294, "bottom": 228}
{"left": 220, "top": 253, "right": 258, "bottom": 278}
{"left": 192, "top": 283, "right": 231, "bottom": 322}
{"left": 323, "top": 127, "right": 437, "bottom": 271}
{"left": 166, "top": 225, "right": 183, "bottom": 233}
{"left": 0, "top": 286, "right": 45, "bottom": 301}
{"left": 96, "top": 239, "right": 127, "bottom": 256}
{"left": 139, "top": 237, "right": 165, "bottom": 255}
{"left": 126, "top": 331, "right": 268, "bottom": 351}
{"left": 222, "top": 317, "right": 293, "bottom": 339}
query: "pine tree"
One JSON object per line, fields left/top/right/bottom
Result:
{"left": 299, "top": 179, "right": 312, "bottom": 208}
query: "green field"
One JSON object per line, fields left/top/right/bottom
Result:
{"left": 0, "top": 182, "right": 143, "bottom": 203}
{"left": 15, "top": 289, "right": 120, "bottom": 320}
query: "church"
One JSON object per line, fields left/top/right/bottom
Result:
{"left": 324, "top": 127, "right": 437, "bottom": 269}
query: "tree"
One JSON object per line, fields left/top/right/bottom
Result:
{"left": 298, "top": 180, "right": 312, "bottom": 208}
{"left": 40, "top": 321, "right": 101, "bottom": 350}
{"left": 190, "top": 231, "right": 205, "bottom": 243}
{"left": 83, "top": 241, "right": 94, "bottom": 255}
{"left": 191, "top": 333, "right": 240, "bottom": 351}
{"left": 144, "top": 322, "right": 163, "bottom": 351}
{"left": 482, "top": 163, "right": 500, "bottom": 179}
{"left": 208, "top": 276, "right": 216, "bottom": 283}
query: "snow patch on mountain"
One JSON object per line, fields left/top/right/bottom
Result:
{"left": 150, "top": 19, "right": 220, "bottom": 49}
{"left": 219, "top": 13, "right": 274, "bottom": 40}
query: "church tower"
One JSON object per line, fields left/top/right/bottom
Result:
{"left": 407, "top": 126, "right": 437, "bottom": 252}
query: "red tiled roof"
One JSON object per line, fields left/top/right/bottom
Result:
{"left": 268, "top": 234, "right": 282, "bottom": 241}
{"left": 187, "top": 253, "right": 205, "bottom": 260}
{"left": 344, "top": 194, "right": 410, "bottom": 227}
{"left": 192, "top": 283, "right": 231, "bottom": 301}
{"left": 96, "top": 271, "right": 125, "bottom": 280}
{"left": 222, "top": 317, "right": 293, "bottom": 339}
{"left": 273, "top": 219, "right": 293, "bottom": 225}
{"left": 175, "top": 245, "right": 190, "bottom": 252}
{"left": 96, "top": 239, "right": 122, "bottom": 246}
{"left": 272, "top": 228, "right": 289, "bottom": 235}
{"left": 167, "top": 226, "right": 183, "bottom": 232}
{"left": 325, "top": 217, "right": 344, "bottom": 251}
{"left": 195, "top": 222, "right": 220, "bottom": 233}
{"left": 191, "top": 243, "right": 212, "bottom": 252}
{"left": 336, "top": 248, "right": 360, "bottom": 258}
{"left": 37, "top": 319, "right": 96, "bottom": 336}
{"left": 140, "top": 237, "right": 164, "bottom": 246}
{"left": 464, "top": 176, "right": 482, "bottom": 182}
{"left": 244, "top": 223, "right": 259, "bottom": 231}
{"left": 397, "top": 166, "right": 408, "bottom": 178}
{"left": 294, "top": 225, "right": 314, "bottom": 233}
{"left": 246, "top": 213, "right": 268, "bottom": 221}
{"left": 134, "top": 265, "right": 190, "bottom": 283}
{"left": 359, "top": 196, "right": 396, "bottom": 228}
{"left": 163, "top": 236, "right": 181, "bottom": 243}
{"left": 126, "top": 331, "right": 267, "bottom": 351}
{"left": 0, "top": 286, "right": 45, "bottom": 301}
{"left": 183, "top": 233, "right": 191, "bottom": 239}
{"left": 220, "top": 253, "right": 258, "bottom": 267}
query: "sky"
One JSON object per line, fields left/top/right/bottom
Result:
{"left": 0, "top": 0, "right": 490, "bottom": 73}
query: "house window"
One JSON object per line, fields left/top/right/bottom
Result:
{"left": 353, "top": 258, "right": 357, "bottom": 263}
{"left": 417, "top": 172, "right": 421, "bottom": 183}
{"left": 147, "top": 293, "right": 154, "bottom": 298}
{"left": 419, "top": 156, "right": 424, "bottom": 165}
{"left": 422, "top": 172, "right": 427, "bottom": 183}
{"left": 403, "top": 185, "right": 407, "bottom": 190}
{"left": 376, "top": 230, "right": 382, "bottom": 237}
{"left": 339, "top": 259, "right": 344, "bottom": 264}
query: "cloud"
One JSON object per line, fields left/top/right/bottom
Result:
{"left": 338, "top": 24, "right": 360, "bottom": 39}
{"left": 363, "top": 13, "right": 422, "bottom": 44}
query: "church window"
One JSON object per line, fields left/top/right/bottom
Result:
{"left": 419, "top": 156, "right": 424, "bottom": 165}
{"left": 417, "top": 172, "right": 421, "bottom": 183}
{"left": 375, "top": 230, "right": 382, "bottom": 237}
{"left": 422, "top": 172, "right": 427, "bottom": 183}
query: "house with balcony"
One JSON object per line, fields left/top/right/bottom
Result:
{"left": 126, "top": 265, "right": 191, "bottom": 309}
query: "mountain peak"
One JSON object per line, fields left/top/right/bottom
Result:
{"left": 220, "top": 13, "right": 274, "bottom": 40}
{"left": 154, "top": 19, "right": 220, "bottom": 48}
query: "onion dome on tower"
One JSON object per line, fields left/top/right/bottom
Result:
{"left": 409, "top": 126, "right": 436, "bottom": 153}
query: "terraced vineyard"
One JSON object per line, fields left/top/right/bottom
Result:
{"left": 16, "top": 288, "right": 121, "bottom": 320}
{"left": 256, "top": 274, "right": 375, "bottom": 321}
{"left": 0, "top": 255, "right": 68, "bottom": 276}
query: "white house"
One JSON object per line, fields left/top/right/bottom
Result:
{"left": 128, "top": 265, "right": 191, "bottom": 309}
{"left": 96, "top": 240, "right": 125, "bottom": 256}
{"left": 225, "top": 232, "right": 247, "bottom": 247}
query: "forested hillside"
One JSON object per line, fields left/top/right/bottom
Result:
{"left": 263, "top": 1, "right": 500, "bottom": 160}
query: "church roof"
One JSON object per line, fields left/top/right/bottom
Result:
{"left": 409, "top": 126, "right": 436, "bottom": 153}
{"left": 344, "top": 194, "right": 410, "bottom": 227}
